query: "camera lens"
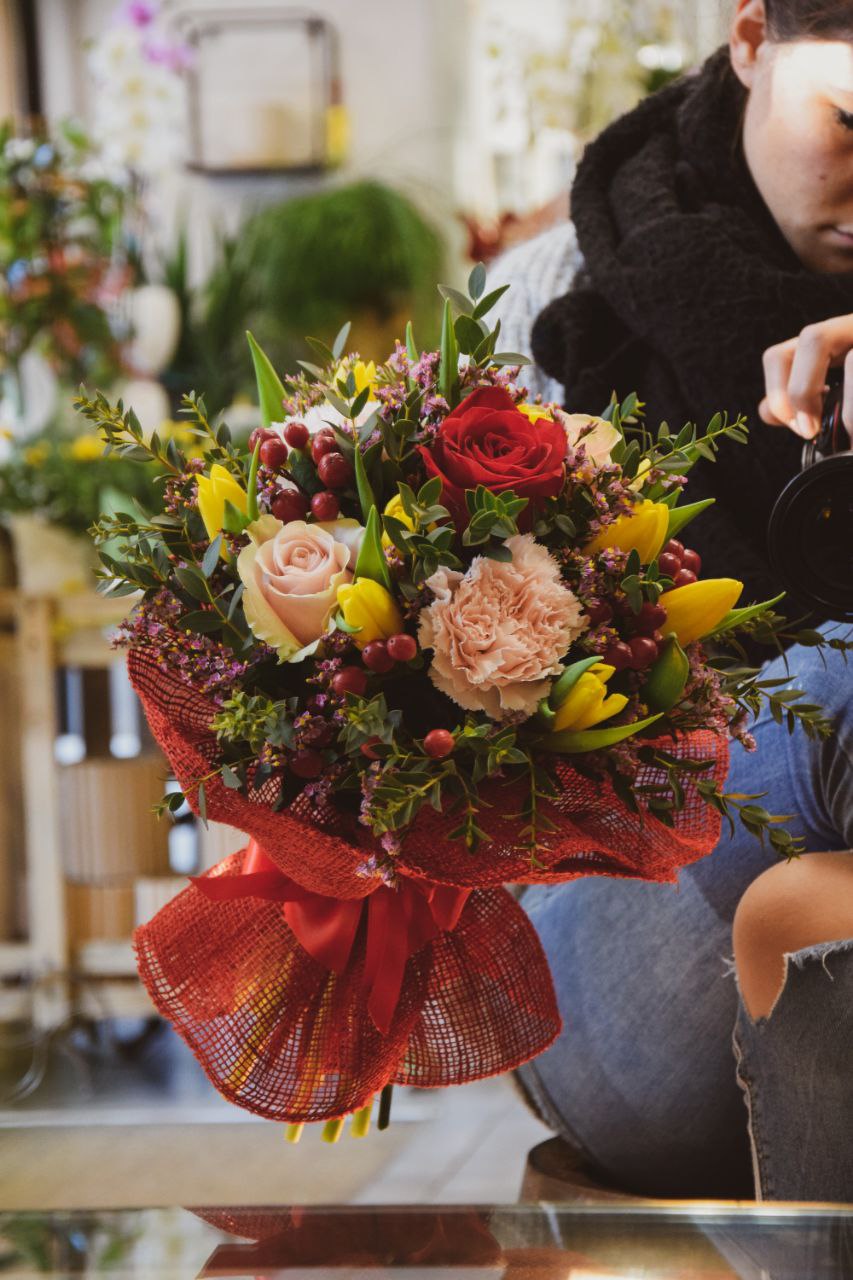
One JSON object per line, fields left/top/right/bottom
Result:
{"left": 768, "top": 454, "right": 853, "bottom": 621}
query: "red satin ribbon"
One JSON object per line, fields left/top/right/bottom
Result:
{"left": 192, "top": 839, "right": 470, "bottom": 1034}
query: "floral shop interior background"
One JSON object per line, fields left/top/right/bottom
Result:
{"left": 0, "top": 0, "right": 726, "bottom": 1211}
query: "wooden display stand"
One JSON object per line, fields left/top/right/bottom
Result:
{"left": 0, "top": 588, "right": 184, "bottom": 1026}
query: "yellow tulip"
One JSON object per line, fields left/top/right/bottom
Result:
{"left": 659, "top": 578, "right": 744, "bottom": 646}
{"left": 337, "top": 577, "right": 403, "bottom": 647}
{"left": 382, "top": 494, "right": 415, "bottom": 546}
{"left": 551, "top": 662, "right": 629, "bottom": 734}
{"left": 353, "top": 360, "right": 378, "bottom": 397}
{"left": 584, "top": 499, "right": 669, "bottom": 565}
{"left": 517, "top": 403, "right": 554, "bottom": 424}
{"left": 196, "top": 463, "right": 249, "bottom": 545}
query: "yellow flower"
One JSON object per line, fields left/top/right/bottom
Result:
{"left": 68, "top": 434, "right": 104, "bottom": 462}
{"left": 337, "top": 577, "right": 403, "bottom": 648}
{"left": 23, "top": 443, "right": 49, "bottom": 466}
{"left": 196, "top": 464, "right": 248, "bottom": 546}
{"left": 381, "top": 493, "right": 415, "bottom": 548}
{"left": 584, "top": 499, "right": 669, "bottom": 565}
{"left": 353, "top": 360, "right": 378, "bottom": 397}
{"left": 629, "top": 457, "right": 652, "bottom": 493}
{"left": 659, "top": 579, "right": 744, "bottom": 647}
{"left": 517, "top": 403, "right": 554, "bottom": 424}
{"left": 551, "top": 663, "right": 629, "bottom": 734}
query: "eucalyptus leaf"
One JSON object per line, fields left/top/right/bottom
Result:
{"left": 202, "top": 535, "right": 223, "bottom": 577}
{"left": 468, "top": 262, "right": 487, "bottom": 300}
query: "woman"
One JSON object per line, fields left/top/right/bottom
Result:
{"left": 493, "top": 0, "right": 853, "bottom": 1201}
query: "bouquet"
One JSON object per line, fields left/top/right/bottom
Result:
{"left": 77, "top": 267, "right": 831, "bottom": 1140}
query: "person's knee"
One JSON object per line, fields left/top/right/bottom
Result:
{"left": 733, "top": 853, "right": 853, "bottom": 1020}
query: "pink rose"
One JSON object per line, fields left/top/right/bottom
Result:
{"left": 238, "top": 515, "right": 358, "bottom": 661}
{"left": 418, "top": 534, "right": 587, "bottom": 720}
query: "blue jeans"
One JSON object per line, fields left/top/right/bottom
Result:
{"left": 518, "top": 627, "right": 853, "bottom": 1201}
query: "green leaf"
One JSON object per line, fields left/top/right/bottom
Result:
{"left": 468, "top": 262, "right": 487, "bottom": 300}
{"left": 405, "top": 321, "right": 419, "bottom": 362}
{"left": 454, "top": 314, "right": 487, "bottom": 355}
{"left": 306, "top": 335, "right": 335, "bottom": 366}
{"left": 349, "top": 385, "right": 370, "bottom": 420}
{"left": 541, "top": 713, "right": 664, "bottom": 755}
{"left": 665, "top": 498, "right": 715, "bottom": 540}
{"left": 175, "top": 567, "right": 211, "bottom": 602}
{"left": 222, "top": 499, "right": 248, "bottom": 535}
{"left": 490, "top": 352, "right": 530, "bottom": 366}
{"left": 196, "top": 782, "right": 208, "bottom": 826}
{"left": 245, "top": 439, "right": 261, "bottom": 522}
{"left": 438, "top": 284, "right": 474, "bottom": 315}
{"left": 332, "top": 320, "right": 352, "bottom": 361}
{"left": 226, "top": 581, "right": 245, "bottom": 621}
{"left": 438, "top": 299, "right": 459, "bottom": 404}
{"left": 246, "top": 330, "right": 286, "bottom": 428}
{"left": 548, "top": 657, "right": 603, "bottom": 710}
{"left": 472, "top": 284, "right": 510, "bottom": 320}
{"left": 354, "top": 506, "right": 393, "bottom": 591}
{"left": 353, "top": 440, "right": 376, "bottom": 523}
{"left": 221, "top": 765, "right": 242, "bottom": 790}
{"left": 201, "top": 535, "right": 223, "bottom": 577}
{"left": 708, "top": 594, "right": 786, "bottom": 636}
{"left": 643, "top": 637, "right": 689, "bottom": 713}
{"left": 181, "top": 610, "right": 223, "bottom": 635}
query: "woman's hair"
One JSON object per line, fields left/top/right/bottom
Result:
{"left": 764, "top": 0, "right": 853, "bottom": 39}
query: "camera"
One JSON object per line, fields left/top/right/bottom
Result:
{"left": 768, "top": 374, "right": 853, "bottom": 622}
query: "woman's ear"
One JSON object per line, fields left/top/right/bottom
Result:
{"left": 730, "top": 0, "right": 770, "bottom": 89}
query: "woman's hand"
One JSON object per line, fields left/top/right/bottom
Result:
{"left": 760, "top": 314, "right": 853, "bottom": 441}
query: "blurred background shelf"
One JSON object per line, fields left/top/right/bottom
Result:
{"left": 0, "top": 586, "right": 215, "bottom": 1028}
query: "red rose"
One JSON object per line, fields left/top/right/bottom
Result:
{"left": 420, "top": 387, "right": 566, "bottom": 530}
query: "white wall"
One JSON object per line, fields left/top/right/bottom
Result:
{"left": 36, "top": 0, "right": 468, "bottom": 280}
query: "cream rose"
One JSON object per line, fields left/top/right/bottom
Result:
{"left": 238, "top": 514, "right": 360, "bottom": 662}
{"left": 418, "top": 534, "right": 587, "bottom": 721}
{"left": 555, "top": 409, "right": 621, "bottom": 467}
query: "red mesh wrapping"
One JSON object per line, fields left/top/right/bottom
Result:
{"left": 193, "top": 1208, "right": 504, "bottom": 1272}
{"left": 128, "top": 648, "right": 727, "bottom": 1123}
{"left": 128, "top": 650, "right": 728, "bottom": 892}
{"left": 135, "top": 849, "right": 560, "bottom": 1122}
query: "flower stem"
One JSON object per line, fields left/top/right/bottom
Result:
{"left": 322, "top": 1118, "right": 346, "bottom": 1144}
{"left": 377, "top": 1084, "right": 394, "bottom": 1130}
{"left": 350, "top": 1100, "right": 373, "bottom": 1138}
{"left": 284, "top": 1123, "right": 304, "bottom": 1144}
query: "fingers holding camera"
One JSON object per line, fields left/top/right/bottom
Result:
{"left": 759, "top": 314, "right": 853, "bottom": 441}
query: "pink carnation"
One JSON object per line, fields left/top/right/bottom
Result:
{"left": 418, "top": 534, "right": 587, "bottom": 721}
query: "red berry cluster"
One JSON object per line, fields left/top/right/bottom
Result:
{"left": 332, "top": 634, "right": 419, "bottom": 693}
{"left": 658, "top": 539, "right": 702, "bottom": 587}
{"left": 602, "top": 598, "right": 668, "bottom": 672}
{"left": 249, "top": 422, "right": 354, "bottom": 525}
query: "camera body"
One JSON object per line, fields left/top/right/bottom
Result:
{"left": 767, "top": 375, "right": 853, "bottom": 622}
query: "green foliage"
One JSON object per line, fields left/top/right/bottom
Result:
{"left": 0, "top": 119, "right": 128, "bottom": 383}
{"left": 239, "top": 181, "right": 445, "bottom": 359}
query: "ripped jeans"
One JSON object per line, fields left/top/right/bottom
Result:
{"left": 517, "top": 626, "right": 853, "bottom": 1201}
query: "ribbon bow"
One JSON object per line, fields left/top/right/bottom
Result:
{"left": 192, "top": 840, "right": 470, "bottom": 1035}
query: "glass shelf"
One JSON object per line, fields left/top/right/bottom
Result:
{"left": 2, "top": 1202, "right": 853, "bottom": 1279}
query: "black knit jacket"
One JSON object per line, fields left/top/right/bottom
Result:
{"left": 532, "top": 49, "right": 853, "bottom": 621}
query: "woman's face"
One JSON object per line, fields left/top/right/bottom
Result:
{"left": 739, "top": 37, "right": 853, "bottom": 273}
